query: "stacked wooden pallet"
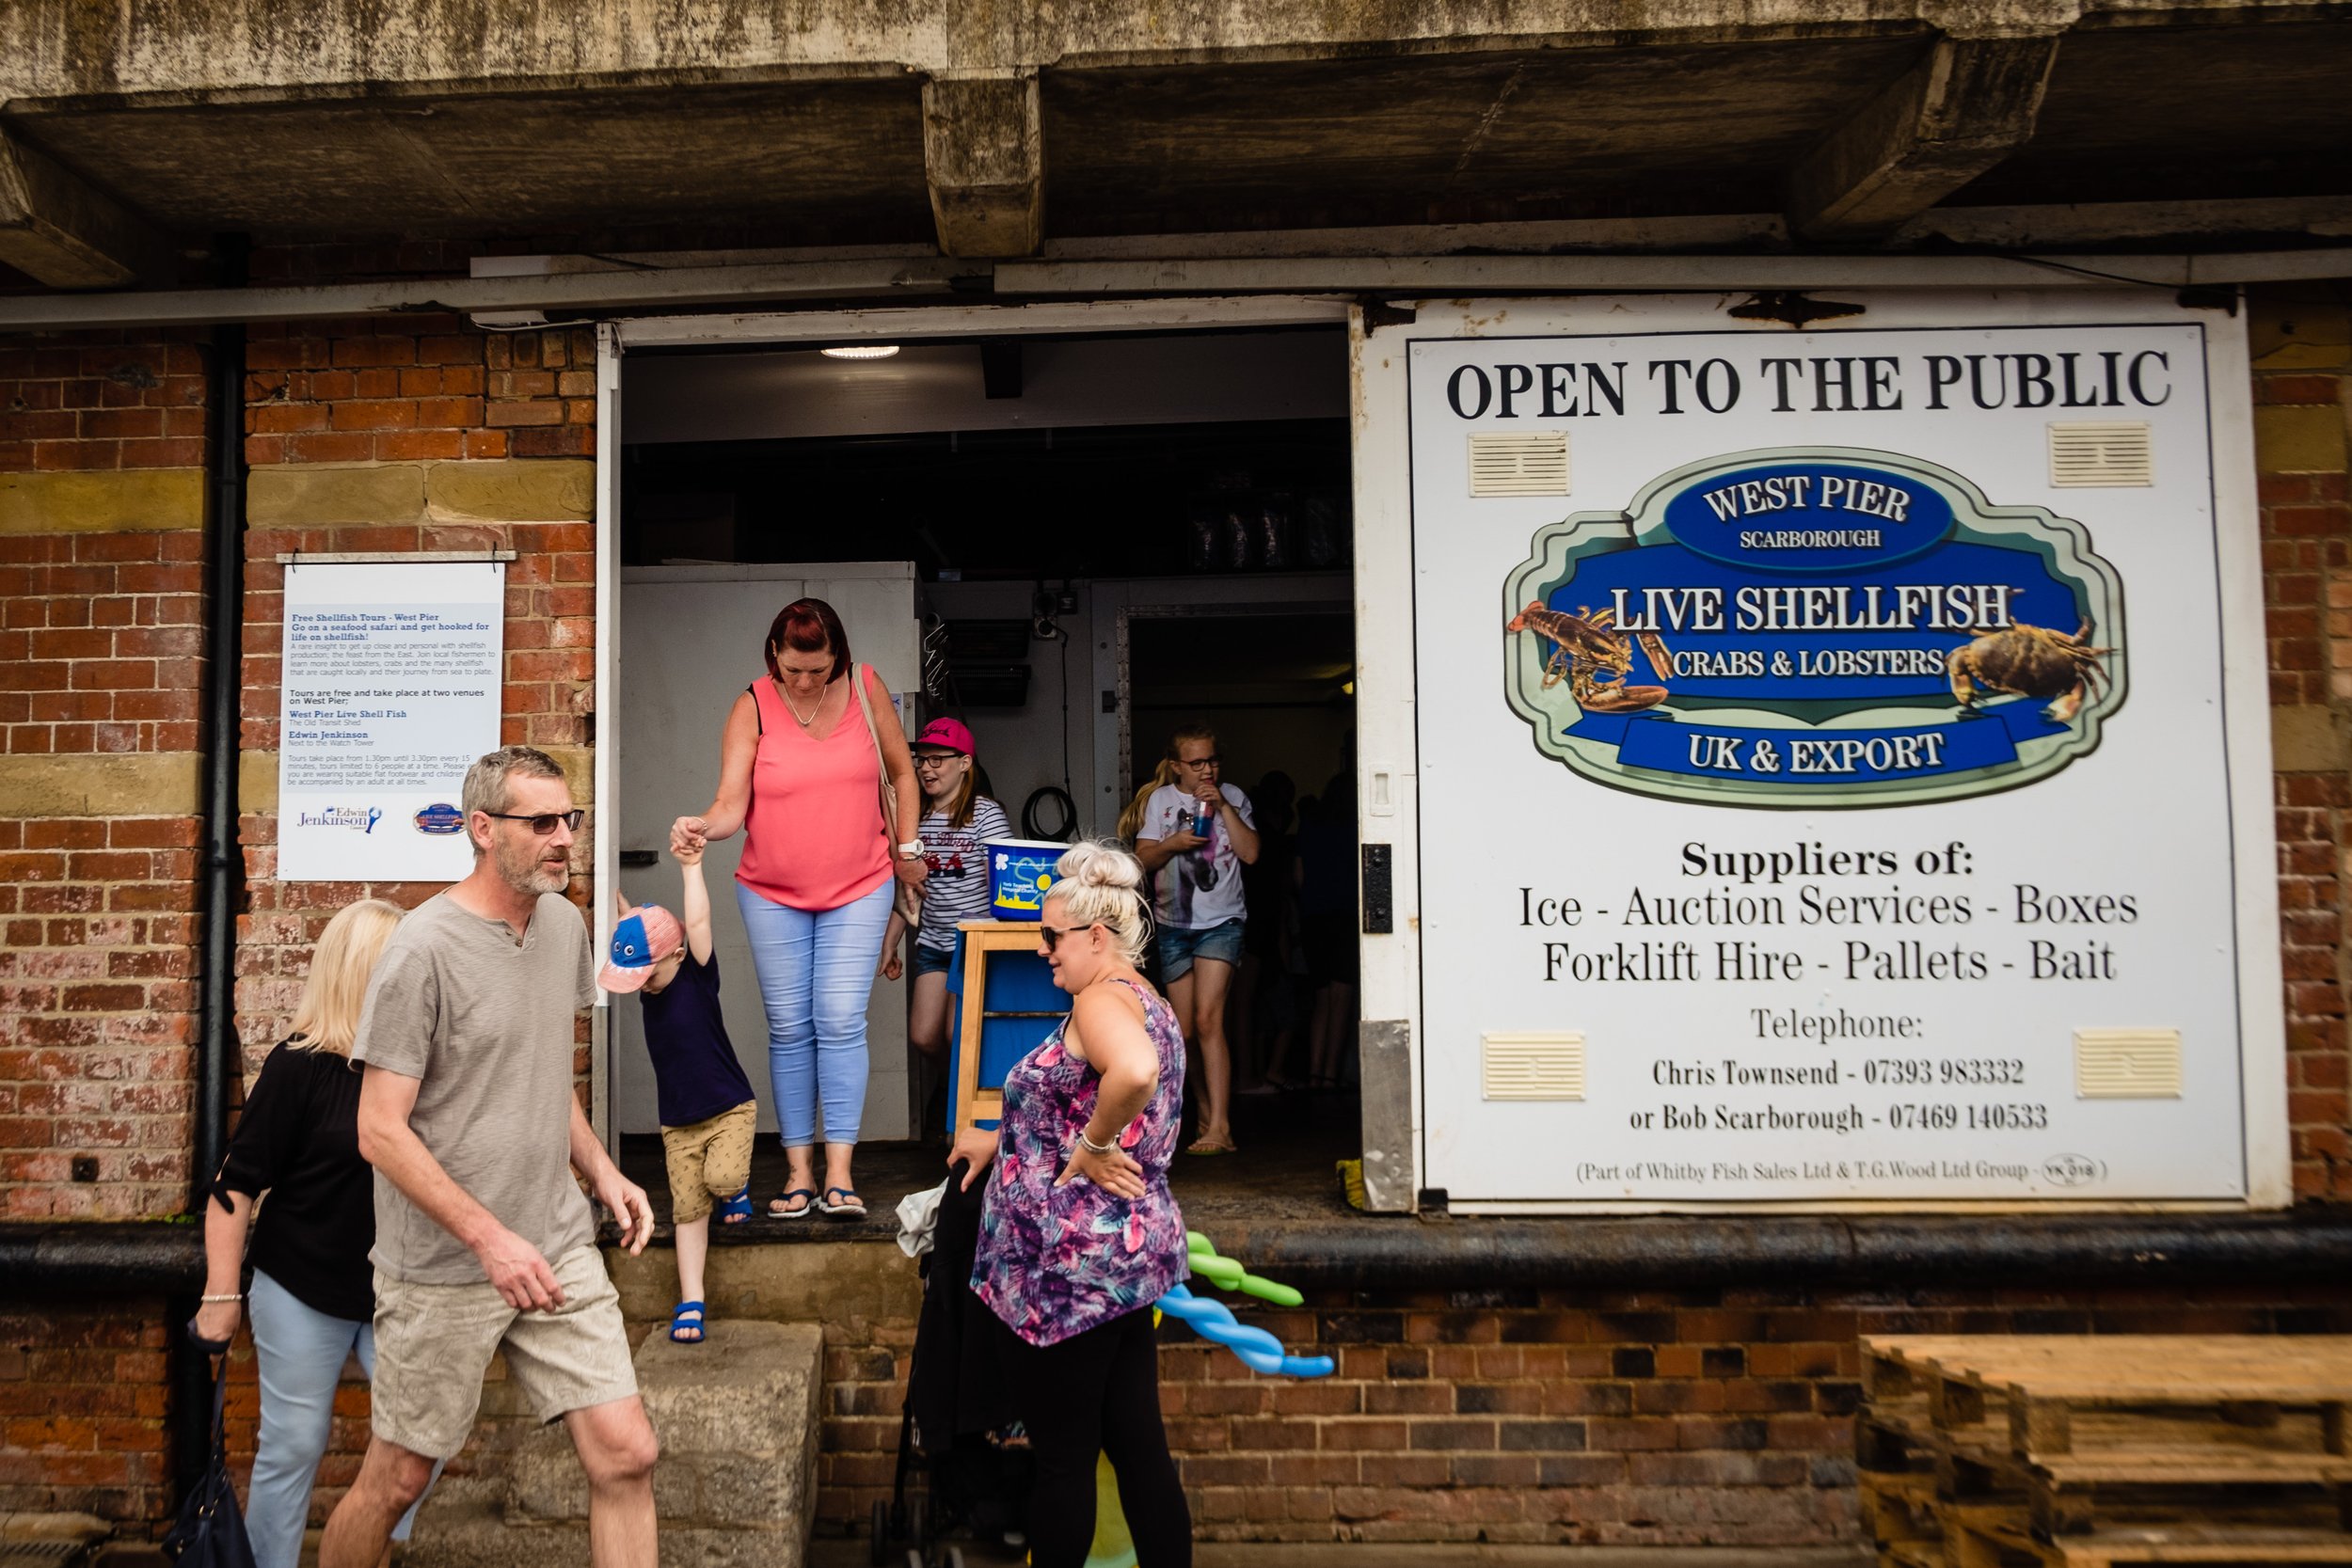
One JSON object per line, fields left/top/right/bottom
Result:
{"left": 1856, "top": 1335, "right": 2352, "bottom": 1568}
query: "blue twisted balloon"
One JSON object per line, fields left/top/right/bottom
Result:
{"left": 1156, "top": 1284, "right": 1333, "bottom": 1378}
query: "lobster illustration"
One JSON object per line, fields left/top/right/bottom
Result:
{"left": 1947, "top": 619, "right": 2114, "bottom": 723}
{"left": 1506, "top": 599, "right": 1672, "bottom": 713}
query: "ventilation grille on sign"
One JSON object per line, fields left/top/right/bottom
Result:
{"left": 2048, "top": 422, "right": 2154, "bottom": 487}
{"left": 2074, "top": 1028, "right": 2183, "bottom": 1099}
{"left": 1469, "top": 432, "right": 1569, "bottom": 497}
{"left": 1482, "top": 1031, "right": 1586, "bottom": 1101}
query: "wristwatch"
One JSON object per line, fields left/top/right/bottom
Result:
{"left": 897, "top": 841, "right": 925, "bottom": 860}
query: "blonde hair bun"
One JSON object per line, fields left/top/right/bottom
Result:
{"left": 1046, "top": 839, "right": 1152, "bottom": 964}
{"left": 1055, "top": 839, "right": 1143, "bottom": 893}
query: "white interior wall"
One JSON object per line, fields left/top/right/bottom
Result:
{"left": 917, "top": 580, "right": 1100, "bottom": 837}
{"left": 613, "top": 563, "right": 919, "bottom": 1141}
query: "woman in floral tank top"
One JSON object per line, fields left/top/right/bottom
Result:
{"left": 953, "top": 841, "right": 1193, "bottom": 1568}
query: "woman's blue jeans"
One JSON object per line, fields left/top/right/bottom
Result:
{"left": 245, "top": 1269, "right": 439, "bottom": 1568}
{"left": 737, "top": 878, "right": 896, "bottom": 1148}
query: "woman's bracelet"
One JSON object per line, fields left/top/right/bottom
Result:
{"left": 199, "top": 1292, "right": 242, "bottom": 1304}
{"left": 1074, "top": 1128, "right": 1118, "bottom": 1158}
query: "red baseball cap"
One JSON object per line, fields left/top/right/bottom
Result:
{"left": 912, "top": 717, "right": 975, "bottom": 755}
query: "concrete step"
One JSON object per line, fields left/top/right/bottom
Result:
{"left": 405, "top": 1319, "right": 824, "bottom": 1568}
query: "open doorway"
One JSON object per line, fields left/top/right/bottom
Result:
{"left": 1125, "top": 607, "right": 1359, "bottom": 1180}
{"left": 612, "top": 324, "right": 1364, "bottom": 1220}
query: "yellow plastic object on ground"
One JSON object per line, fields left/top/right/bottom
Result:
{"left": 1081, "top": 1450, "right": 1136, "bottom": 1568}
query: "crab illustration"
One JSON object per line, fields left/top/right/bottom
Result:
{"left": 1505, "top": 599, "right": 1672, "bottom": 712}
{"left": 1948, "top": 619, "right": 2114, "bottom": 723}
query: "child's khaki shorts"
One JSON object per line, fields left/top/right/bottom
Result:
{"left": 660, "top": 1100, "right": 756, "bottom": 1223}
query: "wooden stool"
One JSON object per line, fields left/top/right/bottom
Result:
{"left": 949, "top": 920, "right": 1064, "bottom": 1132}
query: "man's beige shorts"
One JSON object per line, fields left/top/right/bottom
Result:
{"left": 660, "top": 1101, "right": 756, "bottom": 1224}
{"left": 371, "top": 1244, "right": 637, "bottom": 1460}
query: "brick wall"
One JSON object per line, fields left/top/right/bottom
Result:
{"left": 234, "top": 313, "right": 596, "bottom": 1074}
{"left": 0, "top": 309, "right": 597, "bottom": 1528}
{"left": 0, "top": 329, "right": 210, "bottom": 1225}
{"left": 0, "top": 1299, "right": 172, "bottom": 1525}
{"left": 814, "top": 1280, "right": 2352, "bottom": 1546}
{"left": 2, "top": 282, "right": 2349, "bottom": 1543}
{"left": 2253, "top": 282, "right": 2352, "bottom": 1200}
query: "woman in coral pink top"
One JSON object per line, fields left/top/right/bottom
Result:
{"left": 672, "top": 598, "right": 923, "bottom": 1220}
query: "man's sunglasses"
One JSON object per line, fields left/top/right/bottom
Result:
{"left": 485, "top": 810, "right": 584, "bottom": 835}
{"left": 1039, "top": 922, "right": 1096, "bottom": 952}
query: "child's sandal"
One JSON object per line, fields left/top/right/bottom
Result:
{"left": 669, "top": 1301, "right": 707, "bottom": 1343}
{"left": 716, "top": 1186, "right": 754, "bottom": 1225}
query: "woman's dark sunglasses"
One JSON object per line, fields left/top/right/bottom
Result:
{"left": 485, "top": 810, "right": 584, "bottom": 835}
{"left": 1038, "top": 922, "right": 1095, "bottom": 952}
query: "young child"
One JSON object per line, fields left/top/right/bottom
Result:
{"left": 600, "top": 843, "right": 758, "bottom": 1344}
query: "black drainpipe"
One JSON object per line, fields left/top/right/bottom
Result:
{"left": 175, "top": 230, "right": 251, "bottom": 1497}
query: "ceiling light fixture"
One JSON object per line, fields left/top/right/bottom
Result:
{"left": 820, "top": 343, "right": 900, "bottom": 360}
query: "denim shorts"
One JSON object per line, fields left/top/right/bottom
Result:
{"left": 912, "top": 943, "right": 956, "bottom": 980}
{"left": 1157, "top": 917, "right": 1246, "bottom": 982}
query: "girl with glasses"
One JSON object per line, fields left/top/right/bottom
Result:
{"left": 949, "top": 841, "right": 1193, "bottom": 1568}
{"left": 1129, "top": 723, "right": 1259, "bottom": 1156}
{"left": 879, "top": 717, "right": 1011, "bottom": 1060}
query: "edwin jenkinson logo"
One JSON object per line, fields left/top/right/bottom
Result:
{"left": 1502, "top": 447, "right": 2125, "bottom": 809}
{"left": 296, "top": 806, "right": 384, "bottom": 832}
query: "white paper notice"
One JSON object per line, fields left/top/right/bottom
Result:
{"left": 278, "top": 561, "right": 505, "bottom": 881}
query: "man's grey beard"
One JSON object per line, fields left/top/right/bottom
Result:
{"left": 495, "top": 834, "right": 570, "bottom": 896}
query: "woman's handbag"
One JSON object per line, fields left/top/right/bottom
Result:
{"left": 162, "top": 1327, "right": 257, "bottom": 1568}
{"left": 852, "top": 664, "right": 925, "bottom": 926}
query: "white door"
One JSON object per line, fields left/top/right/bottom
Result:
{"left": 615, "top": 562, "right": 920, "bottom": 1139}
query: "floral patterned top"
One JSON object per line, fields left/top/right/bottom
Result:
{"left": 972, "top": 976, "right": 1189, "bottom": 1347}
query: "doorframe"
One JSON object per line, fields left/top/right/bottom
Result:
{"left": 592, "top": 298, "right": 1395, "bottom": 1177}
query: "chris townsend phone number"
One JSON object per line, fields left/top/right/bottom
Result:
{"left": 1883, "top": 1102, "right": 2049, "bottom": 1131}
{"left": 1860, "top": 1057, "right": 2026, "bottom": 1085}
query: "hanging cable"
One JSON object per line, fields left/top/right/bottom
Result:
{"left": 1022, "top": 784, "right": 1077, "bottom": 842}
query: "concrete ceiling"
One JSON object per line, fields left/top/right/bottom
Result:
{"left": 0, "top": 0, "right": 2347, "bottom": 290}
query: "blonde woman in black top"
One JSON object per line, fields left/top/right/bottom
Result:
{"left": 196, "top": 898, "right": 438, "bottom": 1568}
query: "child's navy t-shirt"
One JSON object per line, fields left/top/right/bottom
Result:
{"left": 640, "top": 949, "right": 757, "bottom": 1129}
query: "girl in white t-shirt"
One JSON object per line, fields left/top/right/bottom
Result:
{"left": 882, "top": 718, "right": 1011, "bottom": 1058}
{"left": 1129, "top": 722, "right": 1260, "bottom": 1154}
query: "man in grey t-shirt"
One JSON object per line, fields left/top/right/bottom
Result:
{"left": 322, "top": 747, "right": 659, "bottom": 1568}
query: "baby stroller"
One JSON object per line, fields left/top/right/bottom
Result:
{"left": 871, "top": 1159, "right": 1029, "bottom": 1568}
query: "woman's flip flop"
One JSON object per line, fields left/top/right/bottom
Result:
{"left": 819, "top": 1186, "right": 866, "bottom": 1220}
{"left": 769, "top": 1186, "right": 818, "bottom": 1219}
{"left": 716, "top": 1186, "right": 754, "bottom": 1225}
{"left": 669, "top": 1301, "right": 707, "bottom": 1343}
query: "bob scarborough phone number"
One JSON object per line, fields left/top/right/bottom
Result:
{"left": 1864, "top": 1055, "right": 2046, "bottom": 1131}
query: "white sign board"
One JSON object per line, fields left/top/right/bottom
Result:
{"left": 278, "top": 561, "right": 505, "bottom": 881}
{"left": 1397, "top": 293, "right": 2281, "bottom": 1209}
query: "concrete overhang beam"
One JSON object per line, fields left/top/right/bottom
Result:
{"left": 1787, "top": 3, "right": 2078, "bottom": 243}
{"left": 922, "top": 71, "right": 1041, "bottom": 260}
{"left": 0, "top": 125, "right": 170, "bottom": 288}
